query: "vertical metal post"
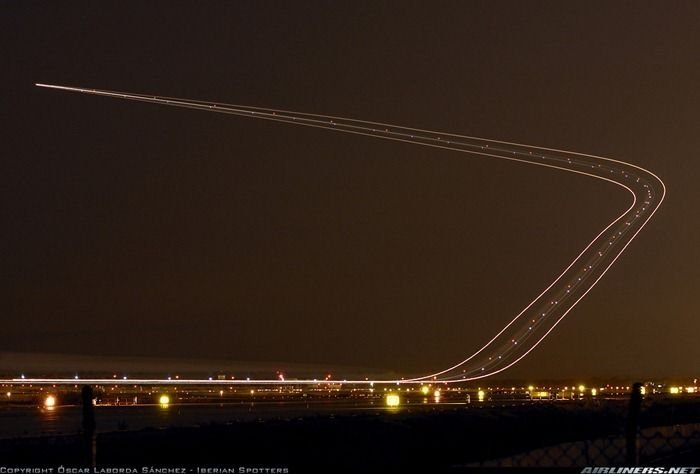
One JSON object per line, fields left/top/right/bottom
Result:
{"left": 82, "top": 385, "right": 96, "bottom": 467}
{"left": 626, "top": 382, "right": 642, "bottom": 464}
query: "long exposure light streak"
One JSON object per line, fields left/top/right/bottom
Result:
{"left": 25, "top": 83, "right": 665, "bottom": 386}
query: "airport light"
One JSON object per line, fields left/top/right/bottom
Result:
{"left": 385, "top": 393, "right": 400, "bottom": 407}
{"left": 44, "top": 395, "right": 56, "bottom": 408}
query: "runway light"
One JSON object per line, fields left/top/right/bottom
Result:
{"left": 385, "top": 393, "right": 400, "bottom": 407}
{"left": 44, "top": 395, "right": 56, "bottom": 408}
{"left": 158, "top": 394, "right": 170, "bottom": 405}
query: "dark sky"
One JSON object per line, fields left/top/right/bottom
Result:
{"left": 2, "top": 1, "right": 699, "bottom": 379}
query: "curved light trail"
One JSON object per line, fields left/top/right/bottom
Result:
{"left": 28, "top": 83, "right": 665, "bottom": 385}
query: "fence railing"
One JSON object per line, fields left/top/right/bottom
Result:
{"left": 466, "top": 384, "right": 700, "bottom": 467}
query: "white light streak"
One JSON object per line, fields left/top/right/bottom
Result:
{"left": 31, "top": 83, "right": 666, "bottom": 385}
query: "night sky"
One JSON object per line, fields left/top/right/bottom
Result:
{"left": 3, "top": 1, "right": 699, "bottom": 379}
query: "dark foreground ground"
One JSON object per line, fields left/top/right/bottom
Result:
{"left": 2, "top": 399, "right": 700, "bottom": 473}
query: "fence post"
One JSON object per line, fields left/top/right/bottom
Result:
{"left": 626, "top": 382, "right": 642, "bottom": 464}
{"left": 82, "top": 385, "right": 96, "bottom": 467}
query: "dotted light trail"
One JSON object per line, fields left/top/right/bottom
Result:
{"left": 22, "top": 83, "right": 665, "bottom": 385}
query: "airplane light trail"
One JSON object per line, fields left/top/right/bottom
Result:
{"left": 26, "top": 83, "right": 665, "bottom": 386}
